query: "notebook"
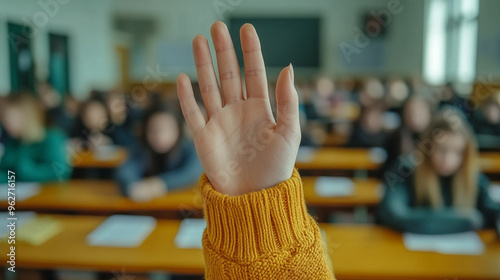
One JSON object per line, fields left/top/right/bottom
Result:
{"left": 314, "top": 177, "right": 354, "bottom": 197}
{"left": 175, "top": 219, "right": 206, "bottom": 249}
{"left": 0, "top": 211, "right": 37, "bottom": 238}
{"left": 17, "top": 216, "right": 63, "bottom": 246}
{"left": 87, "top": 215, "right": 157, "bottom": 247}
{"left": 403, "top": 231, "right": 485, "bottom": 255}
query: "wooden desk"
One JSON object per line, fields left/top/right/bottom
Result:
{"left": 0, "top": 180, "right": 201, "bottom": 214}
{"left": 295, "top": 148, "right": 382, "bottom": 172}
{"left": 322, "top": 224, "right": 500, "bottom": 280}
{"left": 72, "top": 148, "right": 128, "bottom": 168}
{"left": 296, "top": 148, "right": 500, "bottom": 175}
{"left": 0, "top": 178, "right": 380, "bottom": 214}
{"left": 2, "top": 215, "right": 499, "bottom": 279}
{"left": 302, "top": 177, "right": 382, "bottom": 208}
{"left": 480, "top": 152, "right": 500, "bottom": 174}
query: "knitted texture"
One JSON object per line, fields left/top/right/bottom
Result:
{"left": 200, "top": 169, "right": 335, "bottom": 279}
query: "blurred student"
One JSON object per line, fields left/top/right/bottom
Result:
{"left": 438, "top": 83, "right": 466, "bottom": 113}
{"left": 105, "top": 89, "right": 137, "bottom": 149}
{"left": 73, "top": 93, "right": 135, "bottom": 150}
{"left": 0, "top": 93, "right": 71, "bottom": 182}
{"left": 114, "top": 101, "right": 202, "bottom": 201}
{"left": 378, "top": 108, "right": 500, "bottom": 234}
{"left": 383, "top": 95, "right": 433, "bottom": 170}
{"left": 470, "top": 94, "right": 500, "bottom": 149}
{"left": 38, "top": 81, "right": 76, "bottom": 133}
{"left": 346, "top": 103, "right": 387, "bottom": 148}
{"left": 177, "top": 21, "right": 335, "bottom": 278}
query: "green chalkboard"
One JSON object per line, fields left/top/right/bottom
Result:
{"left": 229, "top": 17, "right": 320, "bottom": 68}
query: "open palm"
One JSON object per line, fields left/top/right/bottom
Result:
{"left": 177, "top": 21, "right": 300, "bottom": 196}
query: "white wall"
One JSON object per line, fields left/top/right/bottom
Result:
{"left": 0, "top": 0, "right": 118, "bottom": 98}
{"left": 113, "top": 0, "right": 425, "bottom": 82}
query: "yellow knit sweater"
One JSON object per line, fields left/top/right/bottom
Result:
{"left": 200, "top": 169, "right": 335, "bottom": 279}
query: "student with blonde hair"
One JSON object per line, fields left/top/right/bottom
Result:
{"left": 379, "top": 107, "right": 500, "bottom": 234}
{"left": 0, "top": 92, "right": 71, "bottom": 182}
{"left": 177, "top": 21, "right": 335, "bottom": 279}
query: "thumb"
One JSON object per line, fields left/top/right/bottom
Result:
{"left": 275, "top": 64, "right": 300, "bottom": 133}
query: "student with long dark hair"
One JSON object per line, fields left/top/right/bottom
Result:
{"left": 379, "top": 108, "right": 500, "bottom": 234}
{"left": 383, "top": 95, "right": 433, "bottom": 170}
{"left": 114, "top": 100, "right": 202, "bottom": 201}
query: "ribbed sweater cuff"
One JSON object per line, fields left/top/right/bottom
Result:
{"left": 200, "top": 169, "right": 316, "bottom": 262}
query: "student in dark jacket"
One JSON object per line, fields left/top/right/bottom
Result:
{"left": 115, "top": 101, "right": 202, "bottom": 201}
{"left": 469, "top": 94, "right": 500, "bottom": 149}
{"left": 379, "top": 107, "right": 500, "bottom": 234}
{"left": 383, "top": 95, "right": 433, "bottom": 171}
{"left": 38, "top": 81, "right": 76, "bottom": 133}
{"left": 347, "top": 103, "right": 387, "bottom": 148}
{"left": 72, "top": 93, "right": 135, "bottom": 150}
{"left": 0, "top": 92, "right": 71, "bottom": 182}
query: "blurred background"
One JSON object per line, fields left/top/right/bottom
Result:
{"left": 0, "top": 0, "right": 500, "bottom": 279}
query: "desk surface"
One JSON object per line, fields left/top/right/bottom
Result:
{"left": 295, "top": 148, "right": 500, "bottom": 174}
{"left": 0, "top": 177, "right": 382, "bottom": 213}
{"left": 1, "top": 215, "right": 499, "bottom": 280}
{"left": 0, "top": 180, "right": 201, "bottom": 212}
{"left": 72, "top": 148, "right": 128, "bottom": 168}
{"left": 295, "top": 148, "right": 382, "bottom": 170}
{"left": 480, "top": 152, "right": 500, "bottom": 174}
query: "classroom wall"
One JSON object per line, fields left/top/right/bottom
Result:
{"left": 477, "top": 0, "right": 500, "bottom": 82}
{"left": 113, "top": 0, "right": 426, "bottom": 82}
{"left": 0, "top": 0, "right": 118, "bottom": 98}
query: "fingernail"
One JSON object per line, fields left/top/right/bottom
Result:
{"left": 289, "top": 63, "right": 294, "bottom": 84}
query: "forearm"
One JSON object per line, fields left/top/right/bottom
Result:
{"left": 201, "top": 169, "right": 335, "bottom": 280}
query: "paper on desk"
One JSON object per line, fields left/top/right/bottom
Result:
{"left": 0, "top": 183, "right": 40, "bottom": 201}
{"left": 87, "top": 215, "right": 156, "bottom": 247}
{"left": 0, "top": 211, "right": 37, "bottom": 238}
{"left": 368, "top": 147, "right": 387, "bottom": 164}
{"left": 314, "top": 177, "right": 354, "bottom": 197}
{"left": 488, "top": 184, "right": 500, "bottom": 203}
{"left": 296, "top": 147, "right": 316, "bottom": 163}
{"left": 175, "top": 219, "right": 206, "bottom": 249}
{"left": 94, "top": 145, "right": 119, "bottom": 160}
{"left": 17, "top": 216, "right": 63, "bottom": 246}
{"left": 403, "top": 231, "right": 485, "bottom": 255}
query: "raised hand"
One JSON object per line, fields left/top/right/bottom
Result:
{"left": 177, "top": 21, "right": 300, "bottom": 196}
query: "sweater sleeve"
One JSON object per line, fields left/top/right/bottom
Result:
{"left": 16, "top": 130, "right": 72, "bottom": 182}
{"left": 378, "top": 181, "right": 478, "bottom": 234}
{"left": 200, "top": 169, "right": 335, "bottom": 280}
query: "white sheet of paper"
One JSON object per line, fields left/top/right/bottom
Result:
{"left": 0, "top": 183, "right": 40, "bottom": 201}
{"left": 296, "top": 147, "right": 317, "bottom": 163}
{"left": 87, "top": 215, "right": 156, "bottom": 248}
{"left": 0, "top": 211, "right": 37, "bottom": 238}
{"left": 488, "top": 184, "right": 500, "bottom": 203}
{"left": 314, "top": 177, "right": 354, "bottom": 197}
{"left": 403, "top": 231, "right": 485, "bottom": 255}
{"left": 94, "top": 145, "right": 120, "bottom": 160}
{"left": 368, "top": 147, "right": 387, "bottom": 164}
{"left": 175, "top": 219, "right": 206, "bottom": 249}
